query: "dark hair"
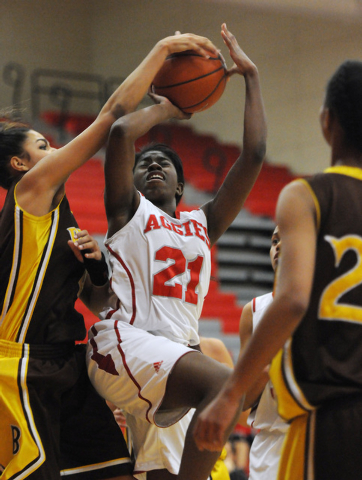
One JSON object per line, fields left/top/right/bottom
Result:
{"left": 0, "top": 120, "right": 31, "bottom": 189}
{"left": 135, "top": 143, "right": 185, "bottom": 205}
{"left": 325, "top": 60, "right": 362, "bottom": 152}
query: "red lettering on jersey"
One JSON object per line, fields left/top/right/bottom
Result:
{"left": 201, "top": 225, "right": 211, "bottom": 249}
{"left": 172, "top": 222, "right": 184, "bottom": 235}
{"left": 190, "top": 219, "right": 205, "bottom": 242}
{"left": 182, "top": 221, "right": 193, "bottom": 236}
{"left": 145, "top": 214, "right": 209, "bottom": 248}
{"left": 185, "top": 256, "right": 203, "bottom": 304}
{"left": 160, "top": 216, "right": 172, "bottom": 231}
{"left": 144, "top": 214, "right": 161, "bottom": 233}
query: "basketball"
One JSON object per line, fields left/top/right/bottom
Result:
{"left": 152, "top": 50, "right": 227, "bottom": 113}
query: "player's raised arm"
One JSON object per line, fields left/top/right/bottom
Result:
{"left": 202, "top": 23, "right": 267, "bottom": 246}
{"left": 16, "top": 34, "right": 218, "bottom": 217}
{"left": 104, "top": 94, "right": 189, "bottom": 237}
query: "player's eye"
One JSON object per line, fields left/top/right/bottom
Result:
{"left": 38, "top": 140, "right": 49, "bottom": 150}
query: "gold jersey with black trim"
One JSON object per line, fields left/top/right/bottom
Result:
{"left": 0, "top": 183, "right": 86, "bottom": 344}
{"left": 275, "top": 166, "right": 362, "bottom": 410}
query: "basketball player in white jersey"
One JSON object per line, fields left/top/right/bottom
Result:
{"left": 238, "top": 226, "right": 288, "bottom": 480}
{"left": 86, "top": 23, "right": 267, "bottom": 480}
{"left": 108, "top": 337, "right": 234, "bottom": 480}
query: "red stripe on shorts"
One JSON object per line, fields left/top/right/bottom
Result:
{"left": 106, "top": 245, "right": 137, "bottom": 324}
{"left": 89, "top": 325, "right": 119, "bottom": 376}
{"left": 114, "top": 320, "right": 153, "bottom": 423}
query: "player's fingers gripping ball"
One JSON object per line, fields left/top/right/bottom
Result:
{"left": 152, "top": 50, "right": 227, "bottom": 113}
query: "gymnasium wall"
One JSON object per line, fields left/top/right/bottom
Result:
{"left": 1, "top": 0, "right": 362, "bottom": 175}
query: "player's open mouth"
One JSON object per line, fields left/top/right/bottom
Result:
{"left": 147, "top": 173, "right": 165, "bottom": 182}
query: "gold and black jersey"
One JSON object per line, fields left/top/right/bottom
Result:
{"left": 0, "top": 184, "right": 86, "bottom": 344}
{"left": 284, "top": 166, "right": 362, "bottom": 406}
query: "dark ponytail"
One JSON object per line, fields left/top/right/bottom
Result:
{"left": 0, "top": 120, "right": 30, "bottom": 189}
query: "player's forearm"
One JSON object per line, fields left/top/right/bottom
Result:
{"left": 110, "top": 103, "right": 176, "bottom": 143}
{"left": 100, "top": 41, "right": 170, "bottom": 121}
{"left": 221, "top": 296, "right": 304, "bottom": 404}
{"left": 242, "top": 370, "right": 269, "bottom": 410}
{"left": 79, "top": 272, "right": 113, "bottom": 317}
{"left": 80, "top": 43, "right": 171, "bottom": 155}
{"left": 242, "top": 68, "right": 267, "bottom": 166}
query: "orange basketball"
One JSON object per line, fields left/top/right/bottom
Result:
{"left": 152, "top": 51, "right": 227, "bottom": 113}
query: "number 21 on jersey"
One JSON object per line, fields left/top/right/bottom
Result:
{"left": 153, "top": 246, "right": 204, "bottom": 305}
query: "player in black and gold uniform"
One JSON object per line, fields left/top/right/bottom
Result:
{"left": 0, "top": 33, "right": 219, "bottom": 480}
{"left": 269, "top": 167, "right": 362, "bottom": 480}
{"left": 193, "top": 60, "right": 362, "bottom": 480}
{"left": 0, "top": 182, "right": 132, "bottom": 480}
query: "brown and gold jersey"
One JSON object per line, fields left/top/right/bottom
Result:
{"left": 286, "top": 166, "right": 362, "bottom": 406}
{"left": 0, "top": 184, "right": 86, "bottom": 345}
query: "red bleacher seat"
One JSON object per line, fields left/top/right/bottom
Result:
{"left": 41, "top": 111, "right": 97, "bottom": 136}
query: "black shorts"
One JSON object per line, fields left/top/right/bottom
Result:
{"left": 278, "top": 394, "right": 362, "bottom": 480}
{"left": 0, "top": 340, "right": 133, "bottom": 480}
{"left": 314, "top": 394, "right": 362, "bottom": 479}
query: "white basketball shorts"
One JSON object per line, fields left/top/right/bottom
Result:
{"left": 86, "top": 319, "right": 197, "bottom": 427}
{"left": 249, "top": 430, "right": 286, "bottom": 480}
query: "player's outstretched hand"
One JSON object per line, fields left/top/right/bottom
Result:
{"left": 221, "top": 23, "right": 257, "bottom": 78}
{"left": 148, "top": 91, "right": 192, "bottom": 120}
{"left": 193, "top": 391, "right": 245, "bottom": 452}
{"left": 68, "top": 230, "right": 102, "bottom": 263}
{"left": 159, "top": 33, "right": 219, "bottom": 59}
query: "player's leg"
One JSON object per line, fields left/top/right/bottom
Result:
{"left": 88, "top": 325, "right": 232, "bottom": 480}
{"left": 157, "top": 352, "right": 236, "bottom": 480}
{"left": 127, "top": 411, "right": 193, "bottom": 480}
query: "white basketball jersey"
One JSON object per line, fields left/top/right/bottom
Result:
{"left": 103, "top": 194, "right": 211, "bottom": 346}
{"left": 247, "top": 292, "right": 288, "bottom": 433}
